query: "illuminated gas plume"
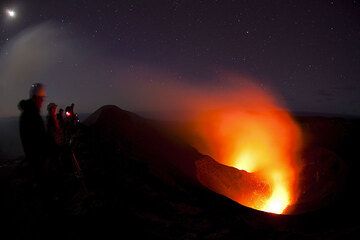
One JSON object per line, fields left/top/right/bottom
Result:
{"left": 191, "top": 86, "right": 302, "bottom": 214}
{"left": 122, "top": 72, "right": 303, "bottom": 214}
{"left": 112, "top": 68, "right": 303, "bottom": 214}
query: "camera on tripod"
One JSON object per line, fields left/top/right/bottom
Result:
{"left": 65, "top": 103, "right": 79, "bottom": 125}
{"left": 62, "top": 103, "right": 80, "bottom": 148}
{"left": 61, "top": 104, "right": 87, "bottom": 193}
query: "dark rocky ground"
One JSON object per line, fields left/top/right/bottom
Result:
{"left": 1, "top": 105, "right": 360, "bottom": 239}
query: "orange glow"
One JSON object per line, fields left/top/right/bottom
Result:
{"left": 263, "top": 171, "right": 290, "bottom": 214}
{"left": 192, "top": 87, "right": 302, "bottom": 214}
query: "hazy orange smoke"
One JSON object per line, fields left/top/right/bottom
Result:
{"left": 190, "top": 86, "right": 302, "bottom": 214}
{"left": 119, "top": 69, "right": 303, "bottom": 214}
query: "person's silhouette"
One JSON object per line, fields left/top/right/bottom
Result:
{"left": 18, "top": 83, "right": 47, "bottom": 180}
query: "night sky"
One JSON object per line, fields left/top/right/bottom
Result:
{"left": 1, "top": 0, "right": 360, "bottom": 117}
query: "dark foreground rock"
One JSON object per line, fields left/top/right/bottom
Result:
{"left": 1, "top": 105, "right": 360, "bottom": 239}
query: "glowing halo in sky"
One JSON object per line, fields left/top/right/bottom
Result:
{"left": 6, "top": 9, "right": 16, "bottom": 18}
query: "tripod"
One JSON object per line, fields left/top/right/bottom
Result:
{"left": 70, "top": 148, "right": 88, "bottom": 195}
{"left": 67, "top": 133, "right": 89, "bottom": 195}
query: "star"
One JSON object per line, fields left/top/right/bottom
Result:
{"left": 6, "top": 9, "right": 16, "bottom": 18}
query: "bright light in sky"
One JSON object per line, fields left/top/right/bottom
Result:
{"left": 6, "top": 9, "right": 16, "bottom": 18}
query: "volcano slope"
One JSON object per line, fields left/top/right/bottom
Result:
{"left": 2, "top": 105, "right": 360, "bottom": 239}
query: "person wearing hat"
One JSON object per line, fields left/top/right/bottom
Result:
{"left": 18, "top": 83, "right": 47, "bottom": 181}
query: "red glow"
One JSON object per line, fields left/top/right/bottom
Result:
{"left": 190, "top": 87, "right": 302, "bottom": 214}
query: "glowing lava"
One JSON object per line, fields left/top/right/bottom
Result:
{"left": 193, "top": 87, "right": 302, "bottom": 214}
{"left": 263, "top": 175, "right": 290, "bottom": 214}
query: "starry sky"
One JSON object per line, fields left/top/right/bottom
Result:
{"left": 0, "top": 0, "right": 360, "bottom": 117}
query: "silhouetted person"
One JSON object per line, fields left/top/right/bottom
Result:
{"left": 57, "top": 108, "right": 65, "bottom": 129}
{"left": 46, "top": 103, "right": 63, "bottom": 148}
{"left": 45, "top": 103, "right": 65, "bottom": 200}
{"left": 18, "top": 83, "right": 47, "bottom": 181}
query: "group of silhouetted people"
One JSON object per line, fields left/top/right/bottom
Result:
{"left": 47, "top": 102, "right": 79, "bottom": 152}
{"left": 18, "top": 83, "right": 79, "bottom": 191}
